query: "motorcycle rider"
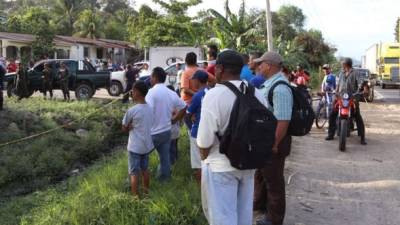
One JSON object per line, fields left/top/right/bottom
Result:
{"left": 325, "top": 58, "right": 367, "bottom": 145}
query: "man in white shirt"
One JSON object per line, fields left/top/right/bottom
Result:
{"left": 145, "top": 67, "right": 186, "bottom": 181}
{"left": 197, "top": 50, "right": 269, "bottom": 225}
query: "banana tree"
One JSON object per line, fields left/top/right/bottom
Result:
{"left": 208, "top": 0, "right": 262, "bottom": 51}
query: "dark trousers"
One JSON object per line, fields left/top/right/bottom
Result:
{"left": 328, "top": 100, "right": 365, "bottom": 139}
{"left": 42, "top": 82, "right": 53, "bottom": 98}
{"left": 170, "top": 138, "right": 178, "bottom": 165}
{"left": 60, "top": 82, "right": 70, "bottom": 100}
{"left": 122, "top": 82, "right": 133, "bottom": 103}
{"left": 0, "top": 88, "right": 3, "bottom": 110}
{"left": 254, "top": 136, "right": 292, "bottom": 225}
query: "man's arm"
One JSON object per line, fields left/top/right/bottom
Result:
{"left": 172, "top": 95, "right": 187, "bottom": 124}
{"left": 180, "top": 71, "right": 196, "bottom": 96}
{"left": 271, "top": 85, "right": 293, "bottom": 153}
{"left": 272, "top": 121, "right": 290, "bottom": 153}
{"left": 197, "top": 106, "right": 218, "bottom": 160}
{"left": 172, "top": 107, "right": 186, "bottom": 124}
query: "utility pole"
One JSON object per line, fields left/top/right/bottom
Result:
{"left": 266, "top": 0, "right": 274, "bottom": 51}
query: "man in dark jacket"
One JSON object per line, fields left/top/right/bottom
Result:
{"left": 58, "top": 62, "right": 70, "bottom": 101}
{"left": 0, "top": 60, "right": 6, "bottom": 110}
{"left": 42, "top": 62, "right": 53, "bottom": 99}
{"left": 16, "top": 61, "right": 29, "bottom": 100}
{"left": 122, "top": 64, "right": 140, "bottom": 103}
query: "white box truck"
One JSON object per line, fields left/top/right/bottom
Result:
{"left": 365, "top": 44, "right": 379, "bottom": 75}
{"left": 149, "top": 46, "right": 204, "bottom": 70}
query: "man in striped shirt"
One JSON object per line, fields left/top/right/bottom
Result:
{"left": 254, "top": 51, "right": 293, "bottom": 225}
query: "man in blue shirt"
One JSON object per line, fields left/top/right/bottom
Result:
{"left": 187, "top": 70, "right": 209, "bottom": 184}
{"left": 240, "top": 54, "right": 254, "bottom": 82}
{"left": 249, "top": 52, "right": 266, "bottom": 88}
{"left": 254, "top": 51, "right": 293, "bottom": 225}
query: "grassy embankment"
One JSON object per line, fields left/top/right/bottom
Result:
{"left": 0, "top": 97, "right": 205, "bottom": 225}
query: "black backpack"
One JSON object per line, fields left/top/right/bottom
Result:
{"left": 268, "top": 81, "right": 315, "bottom": 136}
{"left": 218, "top": 82, "right": 277, "bottom": 170}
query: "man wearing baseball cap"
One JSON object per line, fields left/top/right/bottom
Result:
{"left": 321, "top": 64, "right": 336, "bottom": 93}
{"left": 255, "top": 51, "right": 293, "bottom": 225}
{"left": 186, "top": 70, "right": 209, "bottom": 184}
{"left": 197, "top": 50, "right": 268, "bottom": 225}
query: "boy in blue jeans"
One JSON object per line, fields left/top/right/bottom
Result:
{"left": 122, "top": 81, "right": 154, "bottom": 196}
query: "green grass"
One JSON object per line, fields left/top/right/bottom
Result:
{"left": 0, "top": 97, "right": 128, "bottom": 196}
{"left": 0, "top": 130, "right": 206, "bottom": 225}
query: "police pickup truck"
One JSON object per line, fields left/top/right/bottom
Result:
{"left": 4, "top": 59, "right": 110, "bottom": 100}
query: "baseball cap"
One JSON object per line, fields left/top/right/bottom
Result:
{"left": 254, "top": 51, "right": 283, "bottom": 66}
{"left": 322, "top": 64, "right": 330, "bottom": 69}
{"left": 191, "top": 70, "right": 209, "bottom": 83}
{"left": 216, "top": 49, "right": 244, "bottom": 68}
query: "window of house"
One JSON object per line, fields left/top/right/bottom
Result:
{"left": 84, "top": 47, "right": 89, "bottom": 58}
{"left": 96, "top": 48, "right": 103, "bottom": 59}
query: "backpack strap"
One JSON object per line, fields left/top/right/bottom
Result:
{"left": 267, "top": 80, "right": 291, "bottom": 107}
{"left": 220, "top": 81, "right": 246, "bottom": 96}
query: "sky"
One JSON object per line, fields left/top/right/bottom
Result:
{"left": 132, "top": 0, "right": 400, "bottom": 60}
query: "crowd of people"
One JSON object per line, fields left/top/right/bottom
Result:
{"left": 120, "top": 43, "right": 369, "bottom": 225}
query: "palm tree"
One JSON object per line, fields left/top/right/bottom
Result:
{"left": 208, "top": 0, "right": 262, "bottom": 51}
{"left": 53, "top": 0, "right": 82, "bottom": 35}
{"left": 73, "top": 9, "right": 105, "bottom": 39}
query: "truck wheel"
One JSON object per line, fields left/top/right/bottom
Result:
{"left": 75, "top": 83, "right": 94, "bottom": 100}
{"left": 108, "top": 81, "right": 123, "bottom": 96}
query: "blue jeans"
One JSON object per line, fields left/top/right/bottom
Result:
{"left": 128, "top": 152, "right": 149, "bottom": 176}
{"left": 152, "top": 130, "right": 172, "bottom": 181}
{"left": 201, "top": 163, "right": 255, "bottom": 225}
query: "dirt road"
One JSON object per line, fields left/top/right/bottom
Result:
{"left": 284, "top": 92, "right": 400, "bottom": 225}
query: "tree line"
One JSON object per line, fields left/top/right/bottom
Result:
{"left": 0, "top": 0, "right": 336, "bottom": 69}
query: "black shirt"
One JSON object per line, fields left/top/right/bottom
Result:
{"left": 126, "top": 68, "right": 140, "bottom": 84}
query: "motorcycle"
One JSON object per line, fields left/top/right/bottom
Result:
{"left": 335, "top": 92, "right": 357, "bottom": 151}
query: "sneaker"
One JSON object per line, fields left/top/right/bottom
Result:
{"left": 325, "top": 136, "right": 334, "bottom": 141}
{"left": 361, "top": 139, "right": 367, "bottom": 145}
{"left": 256, "top": 217, "right": 273, "bottom": 225}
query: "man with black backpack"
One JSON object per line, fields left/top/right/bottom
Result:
{"left": 254, "top": 51, "right": 293, "bottom": 225}
{"left": 197, "top": 50, "right": 275, "bottom": 225}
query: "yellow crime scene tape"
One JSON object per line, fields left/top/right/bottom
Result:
{"left": 0, "top": 92, "right": 129, "bottom": 149}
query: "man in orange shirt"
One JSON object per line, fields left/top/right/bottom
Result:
{"left": 180, "top": 52, "right": 199, "bottom": 105}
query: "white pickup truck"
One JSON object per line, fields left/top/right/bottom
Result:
{"left": 108, "top": 63, "right": 183, "bottom": 96}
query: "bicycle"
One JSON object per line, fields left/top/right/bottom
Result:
{"left": 315, "top": 91, "right": 334, "bottom": 129}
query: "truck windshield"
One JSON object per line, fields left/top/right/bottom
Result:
{"left": 384, "top": 57, "right": 400, "bottom": 64}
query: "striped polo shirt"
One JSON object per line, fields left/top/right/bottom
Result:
{"left": 260, "top": 72, "right": 293, "bottom": 121}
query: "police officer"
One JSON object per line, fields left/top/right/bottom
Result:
{"left": 16, "top": 61, "right": 29, "bottom": 100}
{"left": 42, "top": 62, "right": 53, "bottom": 99}
{"left": 0, "top": 58, "right": 6, "bottom": 110}
{"left": 58, "top": 62, "right": 70, "bottom": 101}
{"left": 122, "top": 64, "right": 140, "bottom": 103}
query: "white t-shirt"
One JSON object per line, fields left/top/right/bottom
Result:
{"left": 145, "top": 83, "right": 186, "bottom": 135}
{"left": 122, "top": 104, "right": 154, "bottom": 154}
{"left": 196, "top": 80, "right": 269, "bottom": 172}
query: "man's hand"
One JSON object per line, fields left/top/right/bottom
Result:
{"left": 200, "top": 149, "right": 210, "bottom": 160}
{"left": 272, "top": 146, "right": 279, "bottom": 154}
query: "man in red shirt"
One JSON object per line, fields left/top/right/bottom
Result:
{"left": 206, "top": 44, "right": 218, "bottom": 76}
{"left": 293, "top": 65, "right": 310, "bottom": 87}
{"left": 7, "top": 59, "right": 17, "bottom": 73}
